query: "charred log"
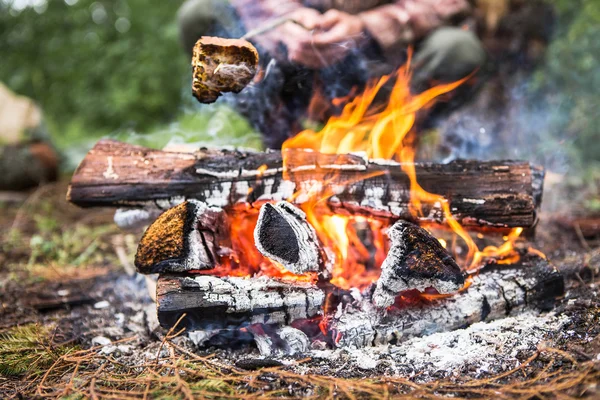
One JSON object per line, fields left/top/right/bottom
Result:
{"left": 67, "top": 140, "right": 543, "bottom": 228}
{"left": 373, "top": 220, "right": 464, "bottom": 308}
{"left": 254, "top": 201, "right": 324, "bottom": 274}
{"left": 134, "top": 200, "right": 228, "bottom": 274}
{"left": 330, "top": 255, "right": 564, "bottom": 348}
{"left": 156, "top": 275, "right": 325, "bottom": 331}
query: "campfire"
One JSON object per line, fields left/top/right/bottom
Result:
{"left": 67, "top": 59, "right": 563, "bottom": 352}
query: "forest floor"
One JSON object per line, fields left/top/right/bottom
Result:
{"left": 1, "top": 181, "right": 600, "bottom": 399}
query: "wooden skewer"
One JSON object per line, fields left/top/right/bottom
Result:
{"left": 241, "top": 17, "right": 309, "bottom": 40}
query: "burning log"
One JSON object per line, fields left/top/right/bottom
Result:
{"left": 254, "top": 201, "right": 324, "bottom": 274}
{"left": 134, "top": 200, "right": 228, "bottom": 274}
{"left": 156, "top": 275, "right": 325, "bottom": 331}
{"left": 330, "top": 255, "right": 564, "bottom": 348}
{"left": 372, "top": 220, "right": 464, "bottom": 308}
{"left": 67, "top": 140, "right": 544, "bottom": 229}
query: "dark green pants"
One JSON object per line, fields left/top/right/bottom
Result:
{"left": 178, "top": 0, "right": 486, "bottom": 148}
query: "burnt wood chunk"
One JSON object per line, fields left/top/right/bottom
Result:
{"left": 254, "top": 201, "right": 322, "bottom": 274}
{"left": 331, "top": 255, "right": 564, "bottom": 348}
{"left": 134, "top": 200, "right": 227, "bottom": 274}
{"left": 156, "top": 275, "right": 325, "bottom": 331}
{"left": 67, "top": 140, "right": 544, "bottom": 229}
{"left": 192, "top": 37, "right": 259, "bottom": 104}
{"left": 373, "top": 221, "right": 464, "bottom": 308}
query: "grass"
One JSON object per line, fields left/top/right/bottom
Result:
{"left": 0, "top": 324, "right": 77, "bottom": 377}
{"left": 0, "top": 183, "right": 125, "bottom": 283}
{"left": 0, "top": 320, "right": 598, "bottom": 399}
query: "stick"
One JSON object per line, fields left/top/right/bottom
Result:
{"left": 241, "top": 17, "right": 309, "bottom": 40}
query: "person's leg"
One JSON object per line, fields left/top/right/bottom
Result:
{"left": 177, "top": 0, "right": 243, "bottom": 55}
{"left": 411, "top": 27, "right": 487, "bottom": 92}
{"left": 409, "top": 27, "right": 487, "bottom": 134}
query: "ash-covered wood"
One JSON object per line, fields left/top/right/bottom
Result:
{"left": 254, "top": 201, "right": 323, "bottom": 274}
{"left": 331, "top": 255, "right": 564, "bottom": 348}
{"left": 156, "top": 275, "right": 325, "bottom": 331}
{"left": 373, "top": 220, "right": 464, "bottom": 308}
{"left": 134, "top": 200, "right": 228, "bottom": 274}
{"left": 67, "top": 140, "right": 544, "bottom": 228}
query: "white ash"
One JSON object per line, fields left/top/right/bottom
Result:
{"left": 114, "top": 208, "right": 161, "bottom": 230}
{"left": 182, "top": 200, "right": 213, "bottom": 271}
{"left": 91, "top": 336, "right": 112, "bottom": 346}
{"left": 309, "top": 311, "right": 569, "bottom": 378}
{"left": 333, "top": 265, "right": 547, "bottom": 349}
{"left": 188, "top": 329, "right": 220, "bottom": 347}
{"left": 93, "top": 300, "right": 110, "bottom": 309}
{"left": 278, "top": 327, "right": 310, "bottom": 355}
{"left": 160, "top": 275, "right": 326, "bottom": 327}
{"left": 252, "top": 330, "right": 275, "bottom": 357}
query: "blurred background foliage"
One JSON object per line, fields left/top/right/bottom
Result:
{"left": 1, "top": 0, "right": 186, "bottom": 133}
{"left": 0, "top": 0, "right": 598, "bottom": 175}
{"left": 531, "top": 0, "right": 600, "bottom": 172}
{"left": 0, "top": 0, "right": 261, "bottom": 169}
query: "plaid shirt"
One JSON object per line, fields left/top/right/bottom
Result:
{"left": 230, "top": 0, "right": 472, "bottom": 60}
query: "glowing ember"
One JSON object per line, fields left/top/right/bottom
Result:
{"left": 201, "top": 205, "right": 318, "bottom": 284}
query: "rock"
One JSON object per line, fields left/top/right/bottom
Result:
{"left": 94, "top": 300, "right": 110, "bottom": 309}
{"left": 92, "top": 336, "right": 111, "bottom": 346}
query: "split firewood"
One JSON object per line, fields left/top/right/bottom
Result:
{"left": 373, "top": 220, "right": 464, "bottom": 308}
{"left": 330, "top": 254, "right": 564, "bottom": 348}
{"left": 134, "top": 200, "right": 228, "bottom": 274}
{"left": 156, "top": 275, "right": 325, "bottom": 331}
{"left": 192, "top": 37, "right": 259, "bottom": 104}
{"left": 254, "top": 201, "right": 324, "bottom": 274}
{"left": 68, "top": 140, "right": 544, "bottom": 229}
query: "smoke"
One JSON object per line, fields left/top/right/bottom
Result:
{"left": 438, "top": 76, "right": 573, "bottom": 175}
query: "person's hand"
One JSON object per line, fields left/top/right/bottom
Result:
{"left": 285, "top": 9, "right": 367, "bottom": 69}
{"left": 253, "top": 8, "right": 324, "bottom": 66}
{"left": 254, "top": 8, "right": 368, "bottom": 69}
{"left": 307, "top": 10, "right": 368, "bottom": 66}
{"left": 314, "top": 9, "right": 367, "bottom": 44}
{"left": 287, "top": 7, "right": 322, "bottom": 31}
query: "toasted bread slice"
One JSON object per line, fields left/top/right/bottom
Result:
{"left": 192, "top": 36, "right": 259, "bottom": 104}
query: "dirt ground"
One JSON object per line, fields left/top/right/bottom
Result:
{"left": 1, "top": 181, "right": 599, "bottom": 399}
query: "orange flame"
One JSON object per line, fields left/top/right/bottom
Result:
{"left": 280, "top": 52, "right": 532, "bottom": 289}
{"left": 210, "top": 52, "right": 540, "bottom": 297}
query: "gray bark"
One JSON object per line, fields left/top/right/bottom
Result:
{"left": 156, "top": 275, "right": 325, "bottom": 331}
